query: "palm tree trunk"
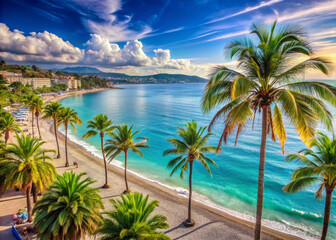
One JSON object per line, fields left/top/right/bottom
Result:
{"left": 101, "top": 134, "right": 109, "bottom": 188}
{"left": 254, "top": 107, "right": 268, "bottom": 240}
{"left": 54, "top": 117, "right": 61, "bottom": 158}
{"left": 32, "top": 183, "right": 37, "bottom": 203}
{"left": 31, "top": 112, "right": 34, "bottom": 137}
{"left": 188, "top": 160, "right": 193, "bottom": 222}
{"left": 65, "top": 125, "right": 69, "bottom": 167}
{"left": 4, "top": 130, "right": 9, "bottom": 144}
{"left": 26, "top": 183, "right": 33, "bottom": 222}
{"left": 124, "top": 150, "right": 129, "bottom": 192}
{"left": 36, "top": 113, "right": 41, "bottom": 139}
{"left": 321, "top": 187, "right": 333, "bottom": 240}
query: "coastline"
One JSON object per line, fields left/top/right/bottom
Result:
{"left": 52, "top": 90, "right": 306, "bottom": 240}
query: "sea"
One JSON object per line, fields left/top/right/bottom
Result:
{"left": 59, "top": 83, "right": 336, "bottom": 239}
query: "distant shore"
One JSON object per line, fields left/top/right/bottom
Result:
{"left": 44, "top": 88, "right": 109, "bottom": 103}
{"left": 48, "top": 90, "right": 304, "bottom": 240}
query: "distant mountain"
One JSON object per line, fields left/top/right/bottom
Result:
{"left": 57, "top": 67, "right": 103, "bottom": 74}
{"left": 54, "top": 67, "right": 207, "bottom": 84}
{"left": 94, "top": 72, "right": 208, "bottom": 84}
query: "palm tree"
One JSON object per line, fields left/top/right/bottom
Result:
{"left": 22, "top": 94, "right": 37, "bottom": 137}
{"left": 0, "top": 113, "right": 21, "bottom": 144}
{"left": 83, "top": 114, "right": 114, "bottom": 188}
{"left": 105, "top": 124, "right": 149, "bottom": 193}
{"left": 96, "top": 192, "right": 169, "bottom": 240}
{"left": 31, "top": 96, "right": 44, "bottom": 139}
{"left": 284, "top": 132, "right": 336, "bottom": 240}
{"left": 59, "top": 107, "right": 82, "bottom": 167}
{"left": 164, "top": 121, "right": 218, "bottom": 227}
{"left": 43, "top": 102, "right": 63, "bottom": 158}
{"left": 201, "top": 22, "right": 335, "bottom": 239}
{"left": 0, "top": 134, "right": 56, "bottom": 222}
{"left": 33, "top": 171, "right": 104, "bottom": 240}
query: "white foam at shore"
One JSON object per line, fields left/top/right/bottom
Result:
{"left": 60, "top": 129, "right": 319, "bottom": 240}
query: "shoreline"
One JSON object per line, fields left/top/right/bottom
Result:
{"left": 52, "top": 90, "right": 306, "bottom": 240}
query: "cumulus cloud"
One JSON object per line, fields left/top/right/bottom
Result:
{"left": 0, "top": 23, "right": 83, "bottom": 63}
{"left": 0, "top": 23, "right": 207, "bottom": 76}
{"left": 83, "top": 34, "right": 151, "bottom": 66}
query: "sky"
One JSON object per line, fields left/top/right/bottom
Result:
{"left": 0, "top": 0, "right": 335, "bottom": 78}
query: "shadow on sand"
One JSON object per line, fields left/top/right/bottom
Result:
{"left": 165, "top": 221, "right": 222, "bottom": 240}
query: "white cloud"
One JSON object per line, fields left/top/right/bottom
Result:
{"left": 83, "top": 34, "right": 151, "bottom": 66}
{"left": 69, "top": 0, "right": 152, "bottom": 42}
{"left": 203, "top": 30, "right": 249, "bottom": 43}
{"left": 0, "top": 23, "right": 207, "bottom": 76}
{"left": 205, "top": 0, "right": 283, "bottom": 24}
{"left": 276, "top": 0, "right": 336, "bottom": 23}
{"left": 0, "top": 23, "right": 84, "bottom": 63}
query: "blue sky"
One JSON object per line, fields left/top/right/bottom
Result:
{"left": 0, "top": 0, "right": 335, "bottom": 77}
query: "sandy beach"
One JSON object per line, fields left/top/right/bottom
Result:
{"left": 0, "top": 89, "right": 303, "bottom": 240}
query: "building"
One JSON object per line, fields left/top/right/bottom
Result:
{"left": 52, "top": 76, "right": 81, "bottom": 90}
{"left": 1, "top": 71, "right": 51, "bottom": 88}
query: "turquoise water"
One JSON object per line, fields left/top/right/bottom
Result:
{"left": 60, "top": 84, "right": 336, "bottom": 239}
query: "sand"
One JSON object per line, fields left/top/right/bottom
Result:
{"left": 0, "top": 88, "right": 303, "bottom": 240}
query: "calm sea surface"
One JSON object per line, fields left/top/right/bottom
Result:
{"left": 60, "top": 83, "right": 336, "bottom": 239}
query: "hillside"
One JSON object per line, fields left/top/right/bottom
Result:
{"left": 57, "top": 67, "right": 207, "bottom": 84}
{"left": 56, "top": 67, "right": 103, "bottom": 74}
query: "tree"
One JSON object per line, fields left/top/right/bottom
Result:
{"left": 0, "top": 113, "right": 21, "bottom": 144}
{"left": 284, "top": 132, "right": 336, "bottom": 240}
{"left": 55, "top": 70, "right": 64, "bottom": 76}
{"left": 22, "top": 94, "right": 38, "bottom": 137}
{"left": 201, "top": 22, "right": 335, "bottom": 239}
{"left": 105, "top": 124, "right": 149, "bottom": 193}
{"left": 31, "top": 96, "right": 44, "bottom": 139}
{"left": 9, "top": 81, "right": 24, "bottom": 94}
{"left": 0, "top": 59, "right": 6, "bottom": 69}
{"left": 43, "top": 102, "right": 63, "bottom": 158}
{"left": 59, "top": 107, "right": 82, "bottom": 167}
{"left": 33, "top": 171, "right": 104, "bottom": 240}
{"left": 83, "top": 114, "right": 114, "bottom": 188}
{"left": 96, "top": 192, "right": 169, "bottom": 240}
{"left": 164, "top": 121, "right": 218, "bottom": 227}
{"left": 0, "top": 134, "right": 56, "bottom": 222}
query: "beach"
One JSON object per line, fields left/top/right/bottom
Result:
{"left": 0, "top": 89, "right": 303, "bottom": 240}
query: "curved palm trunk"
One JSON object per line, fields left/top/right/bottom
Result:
{"left": 26, "top": 183, "right": 33, "bottom": 222}
{"left": 254, "top": 107, "right": 268, "bottom": 240}
{"left": 31, "top": 111, "right": 34, "bottom": 137}
{"left": 65, "top": 125, "right": 69, "bottom": 167}
{"left": 53, "top": 117, "right": 61, "bottom": 158}
{"left": 321, "top": 187, "right": 333, "bottom": 240}
{"left": 36, "top": 112, "right": 41, "bottom": 139}
{"left": 124, "top": 149, "right": 129, "bottom": 192}
{"left": 32, "top": 183, "right": 38, "bottom": 203}
{"left": 101, "top": 133, "right": 109, "bottom": 188}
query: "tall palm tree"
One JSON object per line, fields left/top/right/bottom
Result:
{"left": 31, "top": 96, "right": 44, "bottom": 139}
{"left": 105, "top": 124, "right": 149, "bottom": 193}
{"left": 59, "top": 107, "right": 82, "bottom": 167}
{"left": 201, "top": 22, "right": 335, "bottom": 239}
{"left": 96, "top": 192, "right": 169, "bottom": 240}
{"left": 164, "top": 121, "right": 218, "bottom": 227}
{"left": 284, "top": 132, "right": 336, "bottom": 240}
{"left": 33, "top": 171, "right": 104, "bottom": 240}
{"left": 0, "top": 113, "right": 21, "bottom": 144}
{"left": 0, "top": 134, "right": 56, "bottom": 222}
{"left": 22, "top": 94, "right": 37, "bottom": 137}
{"left": 83, "top": 114, "right": 114, "bottom": 188}
{"left": 43, "top": 102, "right": 63, "bottom": 158}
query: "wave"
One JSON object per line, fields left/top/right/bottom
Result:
{"left": 59, "top": 128, "right": 324, "bottom": 240}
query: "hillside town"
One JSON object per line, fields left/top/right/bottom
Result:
{"left": 0, "top": 70, "right": 81, "bottom": 91}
